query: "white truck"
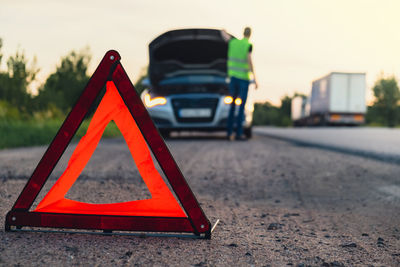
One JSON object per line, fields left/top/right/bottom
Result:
{"left": 292, "top": 72, "right": 366, "bottom": 126}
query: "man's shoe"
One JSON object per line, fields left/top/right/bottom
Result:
{"left": 228, "top": 135, "right": 235, "bottom": 141}
{"left": 235, "top": 136, "right": 248, "bottom": 141}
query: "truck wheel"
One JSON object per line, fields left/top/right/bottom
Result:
{"left": 319, "top": 115, "right": 327, "bottom": 126}
{"left": 244, "top": 127, "right": 252, "bottom": 139}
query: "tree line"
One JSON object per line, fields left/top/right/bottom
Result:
{"left": 0, "top": 39, "right": 90, "bottom": 121}
{"left": 0, "top": 37, "right": 399, "bottom": 127}
{"left": 0, "top": 39, "right": 145, "bottom": 122}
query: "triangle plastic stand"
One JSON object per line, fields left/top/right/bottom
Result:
{"left": 5, "top": 50, "right": 211, "bottom": 238}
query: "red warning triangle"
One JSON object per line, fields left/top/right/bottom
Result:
{"left": 5, "top": 50, "right": 211, "bottom": 238}
{"left": 35, "top": 81, "right": 185, "bottom": 218}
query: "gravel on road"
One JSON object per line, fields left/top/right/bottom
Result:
{"left": 1, "top": 134, "right": 399, "bottom": 266}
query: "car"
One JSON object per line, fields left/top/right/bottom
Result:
{"left": 141, "top": 28, "right": 254, "bottom": 138}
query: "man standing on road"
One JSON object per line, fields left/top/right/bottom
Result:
{"left": 226, "top": 27, "right": 258, "bottom": 141}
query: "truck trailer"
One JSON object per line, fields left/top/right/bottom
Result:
{"left": 292, "top": 72, "right": 366, "bottom": 126}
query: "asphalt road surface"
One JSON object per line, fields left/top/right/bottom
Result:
{"left": 0, "top": 132, "right": 399, "bottom": 266}
{"left": 255, "top": 126, "right": 400, "bottom": 163}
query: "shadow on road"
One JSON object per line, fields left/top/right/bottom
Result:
{"left": 165, "top": 132, "right": 228, "bottom": 141}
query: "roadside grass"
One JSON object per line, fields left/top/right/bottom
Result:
{"left": 365, "top": 122, "right": 385, "bottom": 127}
{"left": 365, "top": 122, "right": 400, "bottom": 128}
{"left": 0, "top": 119, "right": 121, "bottom": 149}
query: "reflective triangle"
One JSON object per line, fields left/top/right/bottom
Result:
{"left": 5, "top": 50, "right": 211, "bottom": 237}
{"left": 35, "top": 82, "right": 185, "bottom": 217}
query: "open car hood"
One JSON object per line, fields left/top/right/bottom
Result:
{"left": 148, "top": 29, "right": 233, "bottom": 88}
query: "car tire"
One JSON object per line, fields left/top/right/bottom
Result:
{"left": 159, "top": 129, "right": 171, "bottom": 139}
{"left": 244, "top": 127, "right": 252, "bottom": 139}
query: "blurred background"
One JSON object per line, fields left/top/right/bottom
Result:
{"left": 1, "top": 0, "right": 400, "bottom": 147}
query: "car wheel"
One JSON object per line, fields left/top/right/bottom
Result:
{"left": 159, "top": 129, "right": 171, "bottom": 139}
{"left": 244, "top": 127, "right": 252, "bottom": 139}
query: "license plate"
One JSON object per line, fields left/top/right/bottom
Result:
{"left": 179, "top": 108, "right": 212, "bottom": 118}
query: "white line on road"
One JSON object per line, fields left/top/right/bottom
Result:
{"left": 254, "top": 126, "right": 400, "bottom": 163}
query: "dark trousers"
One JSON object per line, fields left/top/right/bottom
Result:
{"left": 227, "top": 77, "right": 249, "bottom": 137}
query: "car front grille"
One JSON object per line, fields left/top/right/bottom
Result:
{"left": 152, "top": 117, "right": 172, "bottom": 126}
{"left": 171, "top": 97, "right": 219, "bottom": 123}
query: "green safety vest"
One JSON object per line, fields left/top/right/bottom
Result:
{"left": 227, "top": 38, "right": 251, "bottom": 80}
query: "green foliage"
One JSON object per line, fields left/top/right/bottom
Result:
{"left": 253, "top": 95, "right": 292, "bottom": 126}
{"left": 0, "top": 120, "right": 62, "bottom": 149}
{"left": 0, "top": 40, "right": 124, "bottom": 149}
{"left": 0, "top": 38, "right": 39, "bottom": 111}
{"left": 0, "top": 38, "right": 3, "bottom": 64}
{"left": 0, "top": 118, "right": 121, "bottom": 149}
{"left": 76, "top": 120, "right": 121, "bottom": 139}
{"left": 32, "top": 103, "right": 65, "bottom": 121}
{"left": 253, "top": 102, "right": 280, "bottom": 125}
{"left": 279, "top": 95, "right": 291, "bottom": 123}
{"left": 0, "top": 100, "right": 27, "bottom": 121}
{"left": 293, "top": 92, "right": 307, "bottom": 98}
{"left": 134, "top": 66, "right": 148, "bottom": 95}
{"left": 371, "top": 75, "right": 400, "bottom": 127}
{"left": 365, "top": 105, "right": 385, "bottom": 126}
{"left": 36, "top": 48, "right": 91, "bottom": 112}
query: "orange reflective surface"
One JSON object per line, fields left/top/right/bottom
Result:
{"left": 34, "top": 82, "right": 186, "bottom": 217}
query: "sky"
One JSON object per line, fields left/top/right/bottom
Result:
{"left": 1, "top": 0, "right": 400, "bottom": 105}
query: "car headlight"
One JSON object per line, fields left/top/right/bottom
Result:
{"left": 224, "top": 96, "right": 242, "bottom": 105}
{"left": 234, "top": 98, "right": 242, "bottom": 105}
{"left": 144, "top": 93, "right": 167, "bottom": 108}
{"left": 224, "top": 96, "right": 233, "bottom": 104}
